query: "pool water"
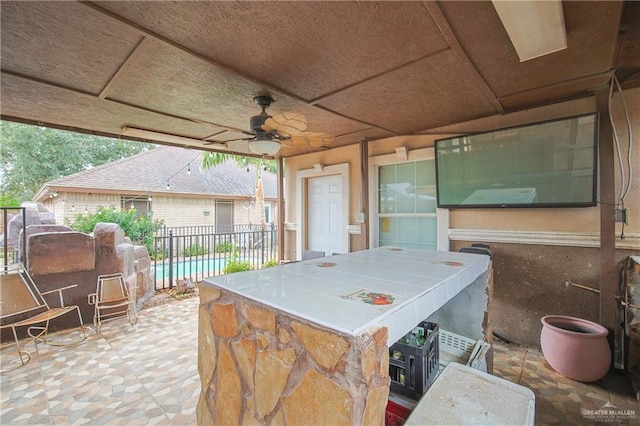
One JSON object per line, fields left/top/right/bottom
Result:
{"left": 155, "top": 257, "right": 230, "bottom": 279}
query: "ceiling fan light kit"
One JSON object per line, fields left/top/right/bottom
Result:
{"left": 249, "top": 135, "right": 281, "bottom": 156}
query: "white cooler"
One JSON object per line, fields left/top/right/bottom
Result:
{"left": 405, "top": 362, "right": 535, "bottom": 425}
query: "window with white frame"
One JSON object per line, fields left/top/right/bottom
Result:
{"left": 264, "top": 203, "right": 272, "bottom": 224}
{"left": 121, "top": 196, "right": 151, "bottom": 217}
{"left": 369, "top": 148, "right": 448, "bottom": 250}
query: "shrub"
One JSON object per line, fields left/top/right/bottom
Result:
{"left": 262, "top": 260, "right": 279, "bottom": 268}
{"left": 150, "top": 247, "right": 168, "bottom": 261}
{"left": 224, "top": 252, "right": 251, "bottom": 274}
{"left": 182, "top": 245, "right": 207, "bottom": 256}
{"left": 215, "top": 241, "right": 235, "bottom": 253}
{"left": 68, "top": 206, "right": 164, "bottom": 255}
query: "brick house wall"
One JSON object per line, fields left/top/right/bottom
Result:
{"left": 43, "top": 192, "right": 277, "bottom": 228}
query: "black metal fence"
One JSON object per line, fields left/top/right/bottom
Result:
{"left": 155, "top": 224, "right": 271, "bottom": 237}
{"left": 152, "top": 225, "right": 278, "bottom": 289}
{"left": 1, "top": 207, "right": 26, "bottom": 270}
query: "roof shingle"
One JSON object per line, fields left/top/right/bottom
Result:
{"left": 44, "top": 146, "right": 277, "bottom": 198}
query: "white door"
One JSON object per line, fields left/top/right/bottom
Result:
{"left": 307, "top": 175, "right": 343, "bottom": 256}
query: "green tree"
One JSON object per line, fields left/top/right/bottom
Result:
{"left": 201, "top": 152, "right": 276, "bottom": 225}
{"left": 0, "top": 121, "right": 151, "bottom": 202}
{"left": 0, "top": 193, "right": 20, "bottom": 207}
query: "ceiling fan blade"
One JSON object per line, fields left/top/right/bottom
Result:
{"left": 263, "top": 112, "right": 307, "bottom": 135}
{"left": 288, "top": 132, "right": 335, "bottom": 147}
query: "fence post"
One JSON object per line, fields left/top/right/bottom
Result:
{"left": 168, "top": 230, "right": 174, "bottom": 289}
{"left": 261, "top": 226, "right": 266, "bottom": 266}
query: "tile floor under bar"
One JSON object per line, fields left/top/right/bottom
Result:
{"left": 1, "top": 295, "right": 638, "bottom": 425}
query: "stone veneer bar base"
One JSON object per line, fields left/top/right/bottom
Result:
{"left": 197, "top": 285, "right": 390, "bottom": 425}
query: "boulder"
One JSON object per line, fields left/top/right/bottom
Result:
{"left": 94, "top": 223, "right": 127, "bottom": 275}
{"left": 19, "top": 224, "right": 73, "bottom": 262}
{"left": 27, "top": 231, "right": 95, "bottom": 275}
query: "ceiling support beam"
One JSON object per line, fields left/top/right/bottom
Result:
{"left": 0, "top": 69, "right": 244, "bottom": 135}
{"left": 277, "top": 157, "right": 286, "bottom": 262}
{"left": 359, "top": 139, "right": 370, "bottom": 250}
{"left": 98, "top": 36, "right": 148, "bottom": 99}
{"left": 423, "top": 1, "right": 505, "bottom": 115}
{"left": 79, "top": 2, "right": 304, "bottom": 103}
{"left": 309, "top": 48, "right": 450, "bottom": 105}
{"left": 498, "top": 70, "right": 615, "bottom": 104}
{"left": 80, "top": 1, "right": 394, "bottom": 137}
{"left": 594, "top": 86, "right": 617, "bottom": 362}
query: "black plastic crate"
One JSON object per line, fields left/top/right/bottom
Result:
{"left": 389, "top": 321, "right": 439, "bottom": 400}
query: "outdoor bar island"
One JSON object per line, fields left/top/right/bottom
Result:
{"left": 197, "top": 247, "right": 492, "bottom": 425}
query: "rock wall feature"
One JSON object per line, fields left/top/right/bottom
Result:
{"left": 291, "top": 321, "right": 349, "bottom": 371}
{"left": 281, "top": 368, "right": 353, "bottom": 425}
{"left": 94, "top": 222, "right": 127, "bottom": 275}
{"left": 27, "top": 231, "right": 95, "bottom": 275}
{"left": 25, "top": 221, "right": 155, "bottom": 329}
{"left": 215, "top": 343, "right": 242, "bottom": 425}
{"left": 198, "top": 287, "right": 390, "bottom": 425}
{"left": 3, "top": 202, "right": 55, "bottom": 249}
{"left": 19, "top": 224, "right": 73, "bottom": 262}
{"left": 0, "top": 202, "right": 157, "bottom": 339}
{"left": 132, "top": 245, "right": 154, "bottom": 304}
{"left": 94, "top": 222, "right": 154, "bottom": 306}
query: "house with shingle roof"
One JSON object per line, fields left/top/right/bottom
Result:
{"left": 33, "top": 146, "right": 278, "bottom": 228}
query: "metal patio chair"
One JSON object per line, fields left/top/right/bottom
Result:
{"left": 88, "top": 273, "right": 137, "bottom": 333}
{"left": 0, "top": 264, "right": 87, "bottom": 373}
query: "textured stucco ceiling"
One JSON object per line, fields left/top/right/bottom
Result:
{"left": 1, "top": 1, "right": 638, "bottom": 158}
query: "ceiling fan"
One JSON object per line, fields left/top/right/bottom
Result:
{"left": 207, "top": 95, "right": 334, "bottom": 156}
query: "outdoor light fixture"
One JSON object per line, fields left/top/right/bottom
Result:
{"left": 71, "top": 204, "right": 75, "bottom": 212}
{"left": 166, "top": 180, "right": 171, "bottom": 190}
{"left": 248, "top": 135, "right": 280, "bottom": 156}
{"left": 187, "top": 163, "right": 192, "bottom": 175}
{"left": 148, "top": 195, "right": 153, "bottom": 202}
{"left": 492, "top": 0, "right": 567, "bottom": 62}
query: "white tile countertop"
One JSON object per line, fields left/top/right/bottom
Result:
{"left": 203, "top": 247, "right": 490, "bottom": 344}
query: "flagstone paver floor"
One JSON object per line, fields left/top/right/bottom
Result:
{"left": 1, "top": 294, "right": 638, "bottom": 425}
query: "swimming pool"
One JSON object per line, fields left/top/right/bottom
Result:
{"left": 155, "top": 257, "right": 230, "bottom": 280}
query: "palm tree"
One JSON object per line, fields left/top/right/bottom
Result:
{"left": 200, "top": 152, "right": 276, "bottom": 226}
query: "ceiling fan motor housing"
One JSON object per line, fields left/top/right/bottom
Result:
{"left": 250, "top": 114, "right": 269, "bottom": 133}
{"left": 250, "top": 95, "right": 275, "bottom": 133}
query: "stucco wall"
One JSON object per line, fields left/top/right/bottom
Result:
{"left": 284, "top": 88, "right": 640, "bottom": 346}
{"left": 283, "top": 144, "right": 362, "bottom": 260}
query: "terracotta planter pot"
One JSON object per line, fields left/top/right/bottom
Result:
{"left": 540, "top": 315, "right": 611, "bottom": 382}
